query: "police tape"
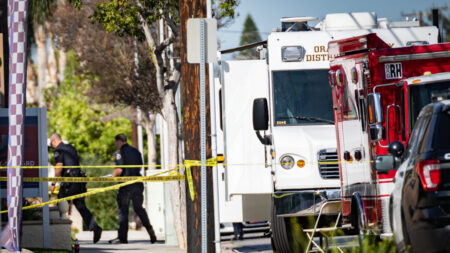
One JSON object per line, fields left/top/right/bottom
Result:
{"left": 184, "top": 158, "right": 218, "bottom": 201}
{"left": 0, "top": 175, "right": 185, "bottom": 183}
{"left": 0, "top": 178, "right": 146, "bottom": 214}
{"left": 0, "top": 164, "right": 174, "bottom": 169}
{"left": 0, "top": 157, "right": 376, "bottom": 213}
{"left": 0, "top": 159, "right": 375, "bottom": 170}
{"left": 0, "top": 167, "right": 185, "bottom": 214}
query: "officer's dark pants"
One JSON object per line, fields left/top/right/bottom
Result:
{"left": 73, "top": 198, "right": 100, "bottom": 230}
{"left": 117, "top": 183, "right": 154, "bottom": 242}
{"left": 59, "top": 183, "right": 100, "bottom": 231}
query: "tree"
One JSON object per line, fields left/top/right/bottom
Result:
{"left": 48, "top": 0, "right": 161, "bottom": 196}
{"left": 236, "top": 14, "right": 261, "bottom": 59}
{"left": 66, "top": 0, "right": 239, "bottom": 248}
{"left": 44, "top": 51, "right": 132, "bottom": 229}
{"left": 28, "top": 0, "right": 58, "bottom": 106}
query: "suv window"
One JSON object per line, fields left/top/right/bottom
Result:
{"left": 433, "top": 109, "right": 450, "bottom": 151}
{"left": 406, "top": 109, "right": 432, "bottom": 156}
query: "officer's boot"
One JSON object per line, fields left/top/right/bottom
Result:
{"left": 146, "top": 225, "right": 157, "bottom": 243}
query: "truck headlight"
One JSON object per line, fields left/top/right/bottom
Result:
{"left": 280, "top": 155, "right": 295, "bottom": 169}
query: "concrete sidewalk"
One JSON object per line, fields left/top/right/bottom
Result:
{"left": 76, "top": 230, "right": 272, "bottom": 253}
{"left": 76, "top": 230, "right": 185, "bottom": 253}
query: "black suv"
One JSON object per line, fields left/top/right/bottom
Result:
{"left": 398, "top": 100, "right": 450, "bottom": 252}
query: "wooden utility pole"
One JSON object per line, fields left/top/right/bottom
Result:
{"left": 179, "top": 0, "right": 215, "bottom": 252}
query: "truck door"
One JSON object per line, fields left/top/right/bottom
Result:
{"left": 339, "top": 62, "right": 373, "bottom": 209}
{"left": 221, "top": 60, "right": 273, "bottom": 196}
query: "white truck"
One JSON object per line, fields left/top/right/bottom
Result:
{"left": 212, "top": 12, "right": 437, "bottom": 252}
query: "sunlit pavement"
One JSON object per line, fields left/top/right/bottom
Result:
{"left": 75, "top": 230, "right": 274, "bottom": 253}
{"left": 221, "top": 233, "right": 272, "bottom": 253}
{"left": 76, "top": 230, "right": 356, "bottom": 252}
{"left": 76, "top": 230, "right": 185, "bottom": 253}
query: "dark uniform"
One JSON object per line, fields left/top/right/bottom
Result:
{"left": 115, "top": 143, "right": 156, "bottom": 243}
{"left": 54, "top": 143, "right": 101, "bottom": 232}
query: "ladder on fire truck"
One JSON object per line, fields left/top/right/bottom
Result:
{"left": 302, "top": 200, "right": 344, "bottom": 253}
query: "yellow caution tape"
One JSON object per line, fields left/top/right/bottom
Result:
{"left": 184, "top": 158, "right": 218, "bottom": 201}
{"left": 0, "top": 178, "right": 144, "bottom": 214}
{"left": 0, "top": 159, "right": 375, "bottom": 170}
{"left": 0, "top": 168, "right": 181, "bottom": 214}
{"left": 0, "top": 164, "right": 179, "bottom": 169}
{"left": 273, "top": 193, "right": 295, "bottom": 199}
{"left": 0, "top": 175, "right": 185, "bottom": 183}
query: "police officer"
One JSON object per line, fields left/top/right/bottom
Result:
{"left": 49, "top": 133, "right": 102, "bottom": 243}
{"left": 108, "top": 134, "right": 157, "bottom": 244}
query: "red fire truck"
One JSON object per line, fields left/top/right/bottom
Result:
{"left": 327, "top": 33, "right": 450, "bottom": 236}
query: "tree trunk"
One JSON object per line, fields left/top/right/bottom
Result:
{"left": 25, "top": 58, "right": 37, "bottom": 105}
{"left": 144, "top": 113, "right": 157, "bottom": 168}
{"left": 46, "top": 24, "right": 58, "bottom": 88}
{"left": 58, "top": 49, "right": 67, "bottom": 83}
{"left": 162, "top": 93, "right": 187, "bottom": 249}
{"left": 137, "top": 1, "right": 187, "bottom": 247}
{"left": 179, "top": 0, "right": 215, "bottom": 252}
{"left": 34, "top": 23, "right": 46, "bottom": 107}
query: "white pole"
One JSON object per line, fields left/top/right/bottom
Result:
{"left": 199, "top": 19, "right": 208, "bottom": 253}
{"left": 206, "top": 0, "right": 222, "bottom": 251}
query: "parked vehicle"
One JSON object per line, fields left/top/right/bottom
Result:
{"left": 328, "top": 34, "right": 450, "bottom": 242}
{"left": 390, "top": 89, "right": 450, "bottom": 252}
{"left": 213, "top": 12, "right": 438, "bottom": 252}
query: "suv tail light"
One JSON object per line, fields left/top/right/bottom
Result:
{"left": 416, "top": 159, "right": 441, "bottom": 192}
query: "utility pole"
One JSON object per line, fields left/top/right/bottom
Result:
{"left": 179, "top": 0, "right": 216, "bottom": 252}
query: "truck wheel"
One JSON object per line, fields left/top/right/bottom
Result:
{"left": 271, "top": 203, "right": 308, "bottom": 253}
{"left": 271, "top": 202, "right": 291, "bottom": 253}
{"left": 356, "top": 206, "right": 366, "bottom": 248}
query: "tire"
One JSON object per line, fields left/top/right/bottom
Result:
{"left": 271, "top": 201, "right": 292, "bottom": 253}
{"left": 271, "top": 201, "right": 309, "bottom": 253}
{"left": 356, "top": 205, "right": 366, "bottom": 248}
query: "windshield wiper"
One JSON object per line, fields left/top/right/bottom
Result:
{"left": 279, "top": 116, "right": 334, "bottom": 124}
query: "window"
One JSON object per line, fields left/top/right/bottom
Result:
{"left": 433, "top": 110, "right": 450, "bottom": 151}
{"left": 272, "top": 70, "right": 334, "bottom": 126}
{"left": 342, "top": 80, "right": 358, "bottom": 120}
{"left": 409, "top": 80, "right": 450, "bottom": 129}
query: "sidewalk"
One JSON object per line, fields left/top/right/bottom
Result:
{"left": 76, "top": 230, "right": 272, "bottom": 253}
{"left": 76, "top": 230, "right": 185, "bottom": 253}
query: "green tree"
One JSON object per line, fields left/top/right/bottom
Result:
{"left": 67, "top": 0, "right": 239, "bottom": 247}
{"left": 237, "top": 14, "right": 262, "bottom": 59}
{"left": 45, "top": 51, "right": 131, "bottom": 229}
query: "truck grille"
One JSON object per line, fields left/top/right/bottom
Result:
{"left": 318, "top": 149, "right": 339, "bottom": 179}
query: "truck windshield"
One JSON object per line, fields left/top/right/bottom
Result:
{"left": 273, "top": 70, "right": 334, "bottom": 126}
{"left": 409, "top": 81, "right": 450, "bottom": 129}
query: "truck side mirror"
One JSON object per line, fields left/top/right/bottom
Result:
{"left": 369, "top": 125, "right": 384, "bottom": 142}
{"left": 367, "top": 93, "right": 383, "bottom": 125}
{"left": 367, "top": 93, "right": 384, "bottom": 142}
{"left": 253, "top": 98, "right": 271, "bottom": 145}
{"left": 374, "top": 155, "right": 394, "bottom": 172}
{"left": 253, "top": 98, "right": 269, "bottom": 131}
